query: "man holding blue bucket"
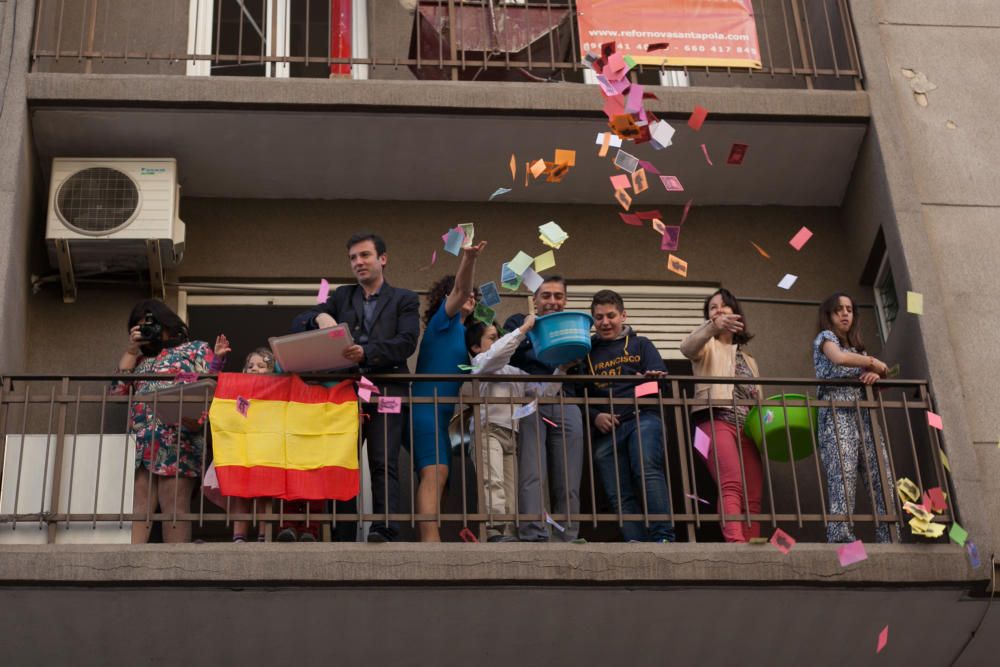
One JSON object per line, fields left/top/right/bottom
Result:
{"left": 503, "top": 276, "right": 585, "bottom": 542}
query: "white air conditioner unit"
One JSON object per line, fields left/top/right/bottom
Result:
{"left": 45, "top": 158, "right": 186, "bottom": 303}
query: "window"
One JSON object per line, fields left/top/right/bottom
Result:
{"left": 873, "top": 253, "right": 898, "bottom": 343}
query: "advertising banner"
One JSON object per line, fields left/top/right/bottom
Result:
{"left": 577, "top": 0, "right": 762, "bottom": 69}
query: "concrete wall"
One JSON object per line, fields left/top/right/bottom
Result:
{"left": 0, "top": 0, "right": 38, "bottom": 375}
{"left": 845, "top": 0, "right": 1000, "bottom": 554}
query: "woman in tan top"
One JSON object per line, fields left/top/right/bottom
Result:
{"left": 680, "top": 288, "right": 763, "bottom": 542}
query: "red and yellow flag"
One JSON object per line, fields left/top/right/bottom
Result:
{"left": 209, "top": 373, "right": 359, "bottom": 501}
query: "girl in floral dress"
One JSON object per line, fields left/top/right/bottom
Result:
{"left": 813, "top": 293, "right": 893, "bottom": 543}
{"left": 112, "top": 299, "right": 228, "bottom": 544}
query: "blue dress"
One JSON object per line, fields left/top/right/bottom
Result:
{"left": 412, "top": 302, "right": 468, "bottom": 470}
{"left": 813, "top": 330, "right": 893, "bottom": 543}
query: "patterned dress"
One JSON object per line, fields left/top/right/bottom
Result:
{"left": 111, "top": 340, "right": 215, "bottom": 477}
{"left": 812, "top": 330, "right": 893, "bottom": 543}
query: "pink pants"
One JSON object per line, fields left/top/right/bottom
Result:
{"left": 703, "top": 420, "right": 763, "bottom": 543}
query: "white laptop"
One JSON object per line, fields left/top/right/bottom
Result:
{"left": 268, "top": 324, "right": 356, "bottom": 373}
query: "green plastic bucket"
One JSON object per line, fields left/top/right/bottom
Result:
{"left": 744, "top": 393, "right": 818, "bottom": 462}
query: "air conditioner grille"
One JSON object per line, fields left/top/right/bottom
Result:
{"left": 55, "top": 167, "right": 140, "bottom": 235}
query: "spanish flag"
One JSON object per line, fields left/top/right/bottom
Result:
{"left": 209, "top": 373, "right": 359, "bottom": 501}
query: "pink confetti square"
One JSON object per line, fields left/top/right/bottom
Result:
{"left": 316, "top": 278, "right": 330, "bottom": 304}
{"left": 236, "top": 396, "right": 250, "bottom": 418}
{"left": 680, "top": 199, "right": 694, "bottom": 225}
{"left": 700, "top": 143, "right": 713, "bottom": 166}
{"left": 789, "top": 227, "right": 814, "bottom": 251}
{"left": 688, "top": 105, "right": 708, "bottom": 131}
{"left": 693, "top": 426, "right": 710, "bottom": 460}
{"left": 927, "top": 411, "right": 943, "bottom": 430}
{"left": 610, "top": 174, "right": 631, "bottom": 191}
{"left": 769, "top": 528, "right": 796, "bottom": 555}
{"left": 634, "top": 381, "right": 659, "bottom": 397}
{"left": 377, "top": 396, "right": 401, "bottom": 414}
{"left": 837, "top": 539, "right": 868, "bottom": 567}
{"left": 876, "top": 625, "right": 888, "bottom": 654}
{"left": 660, "top": 175, "right": 684, "bottom": 192}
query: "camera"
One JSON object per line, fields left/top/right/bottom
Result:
{"left": 138, "top": 313, "right": 163, "bottom": 342}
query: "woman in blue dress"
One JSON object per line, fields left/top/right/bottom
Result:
{"left": 413, "top": 240, "right": 486, "bottom": 541}
{"left": 813, "top": 293, "right": 894, "bottom": 543}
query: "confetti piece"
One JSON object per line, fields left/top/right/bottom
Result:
{"left": 358, "top": 376, "right": 380, "bottom": 395}
{"left": 967, "top": 542, "right": 981, "bottom": 568}
{"left": 660, "top": 175, "right": 684, "bottom": 192}
{"left": 750, "top": 241, "right": 771, "bottom": 259}
{"left": 419, "top": 250, "right": 437, "bottom": 271}
{"left": 667, "top": 254, "right": 688, "bottom": 278}
{"left": 638, "top": 160, "right": 660, "bottom": 175}
{"left": 634, "top": 381, "right": 659, "bottom": 397}
{"left": 625, "top": 83, "right": 645, "bottom": 114}
{"left": 554, "top": 148, "right": 576, "bottom": 167}
{"left": 927, "top": 411, "right": 943, "bottom": 430}
{"left": 727, "top": 143, "right": 748, "bottom": 165}
{"left": 647, "top": 42, "right": 669, "bottom": 52}
{"left": 479, "top": 281, "right": 501, "bottom": 308}
{"left": 777, "top": 274, "right": 798, "bottom": 290}
{"left": 443, "top": 227, "right": 465, "bottom": 256}
{"left": 460, "top": 223, "right": 475, "bottom": 247}
{"left": 316, "top": 278, "right": 330, "bottom": 304}
{"left": 907, "top": 291, "right": 923, "bottom": 315}
{"left": 524, "top": 162, "right": 530, "bottom": 187}
{"left": 598, "top": 131, "right": 612, "bottom": 157}
{"left": 700, "top": 143, "right": 714, "bottom": 166}
{"left": 685, "top": 493, "right": 711, "bottom": 506}
{"left": 544, "top": 510, "right": 567, "bottom": 533}
{"left": 693, "top": 426, "right": 710, "bottom": 459}
{"left": 680, "top": 199, "right": 693, "bottom": 225}
{"left": 489, "top": 187, "right": 512, "bottom": 201}
{"left": 530, "top": 159, "right": 547, "bottom": 178}
{"left": 688, "top": 105, "right": 708, "bottom": 131}
{"left": 769, "top": 528, "right": 796, "bottom": 555}
{"left": 539, "top": 221, "right": 569, "bottom": 248}
{"left": 614, "top": 150, "right": 640, "bottom": 173}
{"left": 926, "top": 487, "right": 948, "bottom": 513}
{"left": 630, "top": 168, "right": 648, "bottom": 195}
{"left": 649, "top": 120, "right": 675, "bottom": 149}
{"left": 940, "top": 449, "right": 950, "bottom": 472}
{"left": 651, "top": 218, "right": 666, "bottom": 235}
{"left": 473, "top": 303, "right": 496, "bottom": 325}
{"left": 457, "top": 364, "right": 481, "bottom": 372}
{"left": 876, "top": 626, "right": 888, "bottom": 654}
{"left": 596, "top": 131, "right": 623, "bottom": 149}
{"left": 635, "top": 210, "right": 662, "bottom": 221}
{"left": 377, "top": 396, "right": 402, "bottom": 414}
{"left": 510, "top": 154, "right": 517, "bottom": 182}
{"left": 615, "top": 189, "right": 633, "bottom": 211}
{"left": 459, "top": 527, "right": 479, "bottom": 543}
{"left": 508, "top": 251, "right": 534, "bottom": 276}
{"left": 513, "top": 400, "right": 538, "bottom": 420}
{"left": 534, "top": 250, "right": 556, "bottom": 272}
{"left": 660, "top": 226, "right": 681, "bottom": 252}
{"left": 949, "top": 522, "right": 968, "bottom": 546}
{"left": 521, "top": 268, "right": 544, "bottom": 293}
{"left": 542, "top": 417, "right": 559, "bottom": 429}
{"left": 236, "top": 396, "right": 250, "bottom": 417}
{"left": 837, "top": 540, "right": 867, "bottom": 567}
{"left": 789, "top": 226, "right": 814, "bottom": 251}
{"left": 896, "top": 478, "right": 920, "bottom": 503}
{"left": 903, "top": 501, "right": 934, "bottom": 522}
{"left": 619, "top": 212, "right": 643, "bottom": 226}
{"left": 610, "top": 174, "right": 631, "bottom": 191}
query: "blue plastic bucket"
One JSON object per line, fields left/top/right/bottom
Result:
{"left": 528, "top": 311, "right": 594, "bottom": 365}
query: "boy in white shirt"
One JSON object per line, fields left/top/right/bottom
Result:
{"left": 464, "top": 313, "right": 563, "bottom": 542}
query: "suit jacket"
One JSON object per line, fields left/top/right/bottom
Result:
{"left": 291, "top": 281, "right": 420, "bottom": 375}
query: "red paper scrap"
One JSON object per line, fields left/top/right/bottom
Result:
{"left": 727, "top": 143, "right": 749, "bottom": 165}
{"left": 926, "top": 487, "right": 948, "bottom": 512}
{"left": 635, "top": 210, "right": 663, "bottom": 221}
{"left": 700, "top": 143, "right": 714, "bottom": 166}
{"left": 688, "top": 105, "right": 709, "bottom": 131}
{"left": 646, "top": 42, "right": 669, "bottom": 52}
{"left": 634, "top": 381, "right": 659, "bottom": 397}
{"left": 876, "top": 626, "right": 888, "bottom": 654}
{"left": 927, "top": 411, "right": 943, "bottom": 430}
{"left": 619, "top": 212, "right": 643, "bottom": 226}
{"left": 638, "top": 160, "right": 661, "bottom": 175}
{"left": 680, "top": 199, "right": 694, "bottom": 225}
{"left": 458, "top": 527, "right": 479, "bottom": 543}
{"left": 789, "top": 226, "right": 814, "bottom": 251}
{"left": 542, "top": 417, "right": 559, "bottom": 429}
{"left": 769, "top": 528, "right": 796, "bottom": 555}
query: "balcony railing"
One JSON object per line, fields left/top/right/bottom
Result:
{"left": 29, "top": 0, "right": 863, "bottom": 89}
{"left": 0, "top": 373, "right": 953, "bottom": 544}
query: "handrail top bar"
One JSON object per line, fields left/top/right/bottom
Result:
{"left": 0, "top": 373, "right": 929, "bottom": 388}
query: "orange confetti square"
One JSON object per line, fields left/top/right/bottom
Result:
{"left": 667, "top": 254, "right": 688, "bottom": 277}
{"left": 614, "top": 189, "right": 632, "bottom": 211}
{"left": 530, "top": 159, "right": 546, "bottom": 178}
{"left": 632, "top": 168, "right": 648, "bottom": 194}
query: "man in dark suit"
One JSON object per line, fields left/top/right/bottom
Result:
{"left": 292, "top": 232, "right": 420, "bottom": 542}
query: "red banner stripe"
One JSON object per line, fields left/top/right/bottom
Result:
{"left": 213, "top": 373, "right": 357, "bottom": 405}
{"left": 215, "top": 465, "right": 360, "bottom": 501}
